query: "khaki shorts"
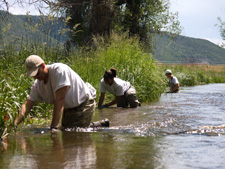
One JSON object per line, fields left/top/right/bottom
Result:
{"left": 117, "top": 86, "right": 140, "bottom": 108}
{"left": 62, "top": 99, "right": 96, "bottom": 128}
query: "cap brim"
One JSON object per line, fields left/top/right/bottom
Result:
{"left": 27, "top": 68, "right": 38, "bottom": 77}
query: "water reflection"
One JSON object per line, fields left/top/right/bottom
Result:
{"left": 1, "top": 84, "right": 225, "bottom": 169}
{"left": 12, "top": 131, "right": 97, "bottom": 169}
{"left": 51, "top": 132, "right": 96, "bottom": 169}
{"left": 1, "top": 130, "right": 158, "bottom": 169}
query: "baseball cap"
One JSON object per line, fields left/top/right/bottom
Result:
{"left": 25, "top": 55, "right": 44, "bottom": 77}
{"left": 165, "top": 69, "right": 172, "bottom": 75}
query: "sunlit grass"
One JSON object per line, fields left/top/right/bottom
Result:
{"left": 1, "top": 32, "right": 225, "bottom": 139}
{"left": 159, "top": 64, "right": 225, "bottom": 86}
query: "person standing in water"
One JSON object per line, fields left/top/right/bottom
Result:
{"left": 165, "top": 69, "right": 180, "bottom": 93}
{"left": 14, "top": 55, "right": 109, "bottom": 130}
{"left": 98, "top": 68, "right": 140, "bottom": 108}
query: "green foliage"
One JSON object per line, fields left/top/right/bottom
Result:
{"left": 2, "top": 12, "right": 225, "bottom": 66}
{"left": 0, "top": 33, "right": 166, "bottom": 137}
{"left": 217, "top": 17, "right": 225, "bottom": 46}
{"left": 0, "top": 10, "right": 66, "bottom": 50}
{"left": 160, "top": 64, "right": 225, "bottom": 87}
{"left": 115, "top": 0, "right": 181, "bottom": 36}
{"left": 0, "top": 44, "right": 53, "bottom": 139}
{"left": 1, "top": 31, "right": 225, "bottom": 138}
{"left": 65, "top": 32, "right": 167, "bottom": 102}
{"left": 56, "top": 0, "right": 181, "bottom": 46}
{"left": 0, "top": 32, "right": 167, "bottom": 138}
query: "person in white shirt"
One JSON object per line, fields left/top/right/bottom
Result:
{"left": 98, "top": 68, "right": 140, "bottom": 108}
{"left": 14, "top": 55, "right": 109, "bottom": 130}
{"left": 165, "top": 69, "right": 179, "bottom": 93}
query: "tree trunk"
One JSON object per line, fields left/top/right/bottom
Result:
{"left": 90, "top": 0, "right": 113, "bottom": 36}
{"left": 126, "top": 0, "right": 141, "bottom": 35}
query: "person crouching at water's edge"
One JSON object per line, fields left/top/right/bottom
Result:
{"left": 98, "top": 68, "right": 141, "bottom": 108}
{"left": 165, "top": 69, "right": 179, "bottom": 93}
{"left": 14, "top": 55, "right": 109, "bottom": 130}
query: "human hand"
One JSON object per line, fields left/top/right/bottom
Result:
{"left": 98, "top": 104, "right": 108, "bottom": 109}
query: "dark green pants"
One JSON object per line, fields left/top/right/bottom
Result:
{"left": 62, "top": 99, "right": 96, "bottom": 128}
{"left": 117, "top": 86, "right": 140, "bottom": 108}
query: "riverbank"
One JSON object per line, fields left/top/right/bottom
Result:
{"left": 0, "top": 33, "right": 166, "bottom": 136}
{"left": 159, "top": 64, "right": 225, "bottom": 86}
{"left": 1, "top": 33, "right": 225, "bottom": 137}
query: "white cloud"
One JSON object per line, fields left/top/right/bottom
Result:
{"left": 170, "top": 0, "right": 225, "bottom": 43}
{"left": 205, "top": 38, "right": 225, "bottom": 47}
{"left": 5, "top": 0, "right": 48, "bottom": 15}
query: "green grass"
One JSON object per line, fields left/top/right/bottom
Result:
{"left": 1, "top": 32, "right": 225, "bottom": 139}
{"left": 159, "top": 64, "right": 225, "bottom": 86}
{"left": 0, "top": 32, "right": 167, "bottom": 138}
{"left": 68, "top": 32, "right": 167, "bottom": 102}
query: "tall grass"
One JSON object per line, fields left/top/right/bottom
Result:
{"left": 0, "top": 32, "right": 167, "bottom": 138}
{"left": 1, "top": 32, "right": 225, "bottom": 138}
{"left": 0, "top": 44, "right": 54, "bottom": 139}
{"left": 159, "top": 64, "right": 225, "bottom": 86}
{"left": 68, "top": 32, "right": 167, "bottom": 102}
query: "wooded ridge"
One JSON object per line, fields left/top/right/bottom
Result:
{"left": 0, "top": 12, "right": 225, "bottom": 65}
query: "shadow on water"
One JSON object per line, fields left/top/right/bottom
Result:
{"left": 1, "top": 83, "right": 225, "bottom": 168}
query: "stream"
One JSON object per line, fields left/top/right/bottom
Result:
{"left": 1, "top": 83, "right": 225, "bottom": 169}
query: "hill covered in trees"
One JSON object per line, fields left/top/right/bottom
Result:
{"left": 0, "top": 11, "right": 66, "bottom": 49}
{"left": 0, "top": 12, "right": 225, "bottom": 65}
{"left": 153, "top": 34, "right": 225, "bottom": 64}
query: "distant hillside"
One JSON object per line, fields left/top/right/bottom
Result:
{"left": 17, "top": 14, "right": 68, "bottom": 43}
{"left": 0, "top": 11, "right": 66, "bottom": 49}
{"left": 153, "top": 34, "right": 225, "bottom": 64}
{"left": 1, "top": 11, "right": 225, "bottom": 65}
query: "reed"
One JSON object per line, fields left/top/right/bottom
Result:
{"left": 0, "top": 45, "right": 53, "bottom": 139}
{"left": 67, "top": 32, "right": 167, "bottom": 102}
{"left": 1, "top": 32, "right": 225, "bottom": 138}
{"left": 0, "top": 32, "right": 167, "bottom": 137}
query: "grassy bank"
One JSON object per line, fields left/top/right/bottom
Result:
{"left": 1, "top": 32, "right": 225, "bottom": 138}
{"left": 160, "top": 64, "right": 225, "bottom": 86}
{"left": 0, "top": 33, "right": 166, "bottom": 137}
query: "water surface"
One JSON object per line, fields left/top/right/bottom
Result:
{"left": 1, "top": 83, "right": 225, "bottom": 169}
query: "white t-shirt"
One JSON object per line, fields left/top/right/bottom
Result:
{"left": 99, "top": 78, "right": 131, "bottom": 96}
{"left": 28, "top": 63, "right": 90, "bottom": 108}
{"left": 169, "top": 76, "right": 179, "bottom": 85}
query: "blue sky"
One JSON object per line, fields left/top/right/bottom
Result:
{"left": 170, "top": 0, "right": 225, "bottom": 45}
{"left": 6, "top": 0, "right": 225, "bottom": 46}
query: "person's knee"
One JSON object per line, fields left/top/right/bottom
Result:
{"left": 127, "top": 94, "right": 140, "bottom": 108}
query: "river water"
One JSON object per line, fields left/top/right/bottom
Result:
{"left": 1, "top": 84, "right": 225, "bottom": 169}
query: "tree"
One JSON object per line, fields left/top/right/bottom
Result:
{"left": 217, "top": 17, "right": 225, "bottom": 47}
{"left": 55, "top": 0, "right": 181, "bottom": 45}
{"left": 0, "top": 0, "right": 181, "bottom": 47}
{"left": 56, "top": 0, "right": 114, "bottom": 44}
{"left": 115, "top": 0, "right": 181, "bottom": 41}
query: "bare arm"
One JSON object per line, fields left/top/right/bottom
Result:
{"left": 171, "top": 83, "right": 179, "bottom": 93}
{"left": 98, "top": 92, "right": 105, "bottom": 107}
{"left": 14, "top": 99, "right": 35, "bottom": 126}
{"left": 105, "top": 96, "right": 121, "bottom": 107}
{"left": 50, "top": 86, "right": 69, "bottom": 129}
